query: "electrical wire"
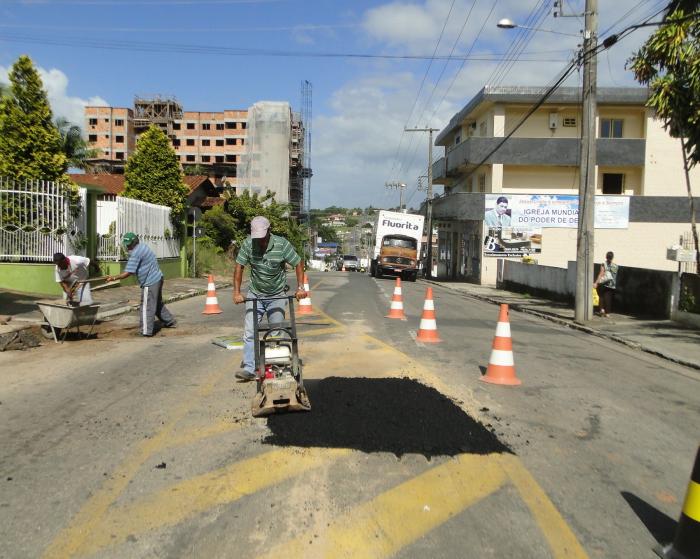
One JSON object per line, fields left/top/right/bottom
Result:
{"left": 0, "top": 32, "right": 570, "bottom": 61}
{"left": 387, "top": 0, "right": 458, "bottom": 182}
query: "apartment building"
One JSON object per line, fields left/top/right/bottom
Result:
{"left": 85, "top": 97, "right": 307, "bottom": 214}
{"left": 429, "top": 86, "right": 700, "bottom": 284}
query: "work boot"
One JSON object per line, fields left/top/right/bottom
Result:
{"left": 235, "top": 370, "right": 256, "bottom": 381}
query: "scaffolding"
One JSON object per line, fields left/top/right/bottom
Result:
{"left": 239, "top": 101, "right": 292, "bottom": 207}
{"left": 133, "top": 95, "right": 183, "bottom": 136}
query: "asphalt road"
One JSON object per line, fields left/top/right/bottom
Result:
{"left": 1, "top": 271, "right": 698, "bottom": 558}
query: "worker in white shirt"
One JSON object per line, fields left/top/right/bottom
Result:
{"left": 53, "top": 252, "right": 93, "bottom": 306}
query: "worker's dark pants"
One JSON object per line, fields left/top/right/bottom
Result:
{"left": 141, "top": 278, "right": 174, "bottom": 336}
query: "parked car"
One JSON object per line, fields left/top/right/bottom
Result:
{"left": 340, "top": 254, "right": 359, "bottom": 271}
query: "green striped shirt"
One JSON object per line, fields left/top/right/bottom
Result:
{"left": 236, "top": 234, "right": 301, "bottom": 295}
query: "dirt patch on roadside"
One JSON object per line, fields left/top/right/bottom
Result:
{"left": 264, "top": 377, "right": 511, "bottom": 459}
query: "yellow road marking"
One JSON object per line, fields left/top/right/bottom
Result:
{"left": 161, "top": 418, "right": 245, "bottom": 451}
{"left": 77, "top": 447, "right": 352, "bottom": 556}
{"left": 42, "top": 366, "right": 228, "bottom": 559}
{"left": 498, "top": 454, "right": 589, "bottom": 559}
{"left": 260, "top": 453, "right": 505, "bottom": 559}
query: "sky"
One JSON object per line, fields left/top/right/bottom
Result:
{"left": 0, "top": 0, "right": 665, "bottom": 209}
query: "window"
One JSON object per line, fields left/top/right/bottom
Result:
{"left": 242, "top": 122, "right": 247, "bottom": 129}
{"left": 115, "top": 152, "right": 124, "bottom": 160}
{"left": 202, "top": 123, "right": 211, "bottom": 130}
{"left": 202, "top": 139, "right": 210, "bottom": 146}
{"left": 216, "top": 123, "right": 224, "bottom": 130}
{"left": 454, "top": 135, "right": 461, "bottom": 145}
{"left": 104, "top": 118, "right": 109, "bottom": 123}
{"left": 600, "top": 118, "right": 623, "bottom": 138}
{"left": 202, "top": 155, "right": 211, "bottom": 163}
{"left": 240, "top": 138, "right": 245, "bottom": 145}
{"left": 104, "top": 150, "right": 110, "bottom": 156}
{"left": 563, "top": 117, "right": 577, "bottom": 127}
{"left": 186, "top": 154, "right": 196, "bottom": 162}
{"left": 114, "top": 119, "right": 124, "bottom": 127}
{"left": 186, "top": 139, "right": 195, "bottom": 146}
{"left": 479, "top": 122, "right": 487, "bottom": 136}
{"left": 478, "top": 174, "right": 486, "bottom": 193}
{"left": 173, "top": 123, "right": 181, "bottom": 130}
{"left": 115, "top": 135, "right": 124, "bottom": 143}
{"left": 186, "top": 122, "right": 195, "bottom": 130}
{"left": 226, "top": 154, "right": 235, "bottom": 162}
{"left": 89, "top": 118, "right": 97, "bottom": 126}
{"left": 215, "top": 155, "right": 224, "bottom": 163}
{"left": 172, "top": 138, "right": 180, "bottom": 147}
{"left": 88, "top": 134, "right": 97, "bottom": 142}
{"left": 225, "top": 121, "right": 235, "bottom": 129}
{"left": 216, "top": 139, "right": 224, "bottom": 147}
{"left": 104, "top": 134, "right": 109, "bottom": 139}
{"left": 226, "top": 138, "right": 236, "bottom": 146}
{"left": 602, "top": 173, "right": 624, "bottom": 194}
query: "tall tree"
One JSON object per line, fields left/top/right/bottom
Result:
{"left": 0, "top": 55, "right": 67, "bottom": 182}
{"left": 629, "top": 0, "right": 700, "bottom": 271}
{"left": 124, "top": 125, "right": 189, "bottom": 230}
{"left": 55, "top": 117, "right": 97, "bottom": 170}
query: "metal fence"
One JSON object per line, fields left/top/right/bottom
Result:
{"left": 97, "top": 195, "right": 180, "bottom": 261}
{"left": 0, "top": 177, "right": 86, "bottom": 261}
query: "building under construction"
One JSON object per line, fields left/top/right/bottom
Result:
{"left": 84, "top": 95, "right": 310, "bottom": 216}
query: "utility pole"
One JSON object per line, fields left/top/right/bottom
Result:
{"left": 405, "top": 127, "right": 439, "bottom": 279}
{"left": 385, "top": 181, "right": 407, "bottom": 211}
{"left": 574, "top": 0, "right": 598, "bottom": 323}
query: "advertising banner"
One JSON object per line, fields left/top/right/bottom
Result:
{"left": 483, "top": 194, "right": 629, "bottom": 257}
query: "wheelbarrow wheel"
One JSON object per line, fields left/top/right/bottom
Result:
{"left": 40, "top": 324, "right": 60, "bottom": 340}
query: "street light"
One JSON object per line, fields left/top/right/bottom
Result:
{"left": 496, "top": 18, "right": 581, "bottom": 37}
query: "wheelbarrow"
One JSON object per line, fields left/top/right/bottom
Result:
{"left": 36, "top": 277, "right": 112, "bottom": 343}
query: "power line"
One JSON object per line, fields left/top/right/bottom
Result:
{"left": 0, "top": 33, "right": 570, "bottom": 61}
{"left": 387, "top": 0, "right": 457, "bottom": 182}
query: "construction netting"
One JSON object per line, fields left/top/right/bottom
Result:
{"left": 238, "top": 101, "right": 291, "bottom": 204}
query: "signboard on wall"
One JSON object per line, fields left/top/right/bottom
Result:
{"left": 483, "top": 194, "right": 629, "bottom": 257}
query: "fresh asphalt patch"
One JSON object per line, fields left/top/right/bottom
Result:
{"left": 263, "top": 377, "right": 511, "bottom": 459}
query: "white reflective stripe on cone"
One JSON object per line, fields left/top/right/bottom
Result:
{"left": 390, "top": 301, "right": 404, "bottom": 309}
{"left": 394, "top": 288, "right": 402, "bottom": 295}
{"left": 205, "top": 297, "right": 219, "bottom": 305}
{"left": 423, "top": 299, "right": 435, "bottom": 311}
{"left": 495, "top": 322, "right": 511, "bottom": 337}
{"left": 419, "top": 318, "right": 437, "bottom": 330}
{"left": 489, "top": 349, "right": 514, "bottom": 366}
{"left": 207, "top": 283, "right": 216, "bottom": 290}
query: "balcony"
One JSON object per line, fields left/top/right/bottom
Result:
{"left": 432, "top": 137, "right": 646, "bottom": 180}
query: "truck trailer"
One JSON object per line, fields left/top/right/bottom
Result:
{"left": 370, "top": 210, "right": 425, "bottom": 282}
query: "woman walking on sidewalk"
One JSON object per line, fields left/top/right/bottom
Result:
{"left": 594, "top": 251, "right": 618, "bottom": 317}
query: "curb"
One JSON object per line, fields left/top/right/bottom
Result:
{"left": 96, "top": 281, "right": 233, "bottom": 321}
{"left": 422, "top": 279, "right": 700, "bottom": 371}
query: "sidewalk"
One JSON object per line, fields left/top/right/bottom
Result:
{"left": 0, "top": 276, "right": 232, "bottom": 341}
{"left": 426, "top": 280, "right": 700, "bottom": 371}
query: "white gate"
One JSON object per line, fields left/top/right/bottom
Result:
{"left": 97, "top": 196, "right": 180, "bottom": 261}
{"left": 0, "top": 177, "right": 86, "bottom": 261}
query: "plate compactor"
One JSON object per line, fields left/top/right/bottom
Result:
{"left": 248, "top": 295, "right": 311, "bottom": 418}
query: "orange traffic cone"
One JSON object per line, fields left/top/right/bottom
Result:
{"left": 416, "top": 287, "right": 441, "bottom": 342}
{"left": 385, "top": 277, "right": 407, "bottom": 320}
{"left": 202, "top": 274, "right": 223, "bottom": 314}
{"left": 297, "top": 273, "right": 314, "bottom": 315}
{"left": 480, "top": 304, "right": 521, "bottom": 385}
{"left": 341, "top": 263, "right": 346, "bottom": 272}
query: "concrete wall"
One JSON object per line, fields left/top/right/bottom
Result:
{"left": 0, "top": 258, "right": 183, "bottom": 296}
{"left": 500, "top": 259, "right": 677, "bottom": 318}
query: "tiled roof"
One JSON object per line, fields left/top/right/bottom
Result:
{"left": 69, "top": 173, "right": 125, "bottom": 194}
{"left": 183, "top": 175, "right": 210, "bottom": 193}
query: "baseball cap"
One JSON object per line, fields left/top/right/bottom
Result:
{"left": 122, "top": 232, "right": 138, "bottom": 247}
{"left": 250, "top": 216, "right": 270, "bottom": 239}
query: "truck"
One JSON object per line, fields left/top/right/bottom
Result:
{"left": 370, "top": 210, "right": 425, "bottom": 282}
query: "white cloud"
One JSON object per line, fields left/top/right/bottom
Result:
{"left": 0, "top": 64, "right": 108, "bottom": 128}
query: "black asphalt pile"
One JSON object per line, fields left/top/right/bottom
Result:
{"left": 264, "top": 377, "right": 511, "bottom": 459}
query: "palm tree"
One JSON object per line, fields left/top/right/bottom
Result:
{"left": 55, "top": 116, "right": 98, "bottom": 170}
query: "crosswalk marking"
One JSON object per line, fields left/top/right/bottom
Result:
{"left": 259, "top": 453, "right": 506, "bottom": 559}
